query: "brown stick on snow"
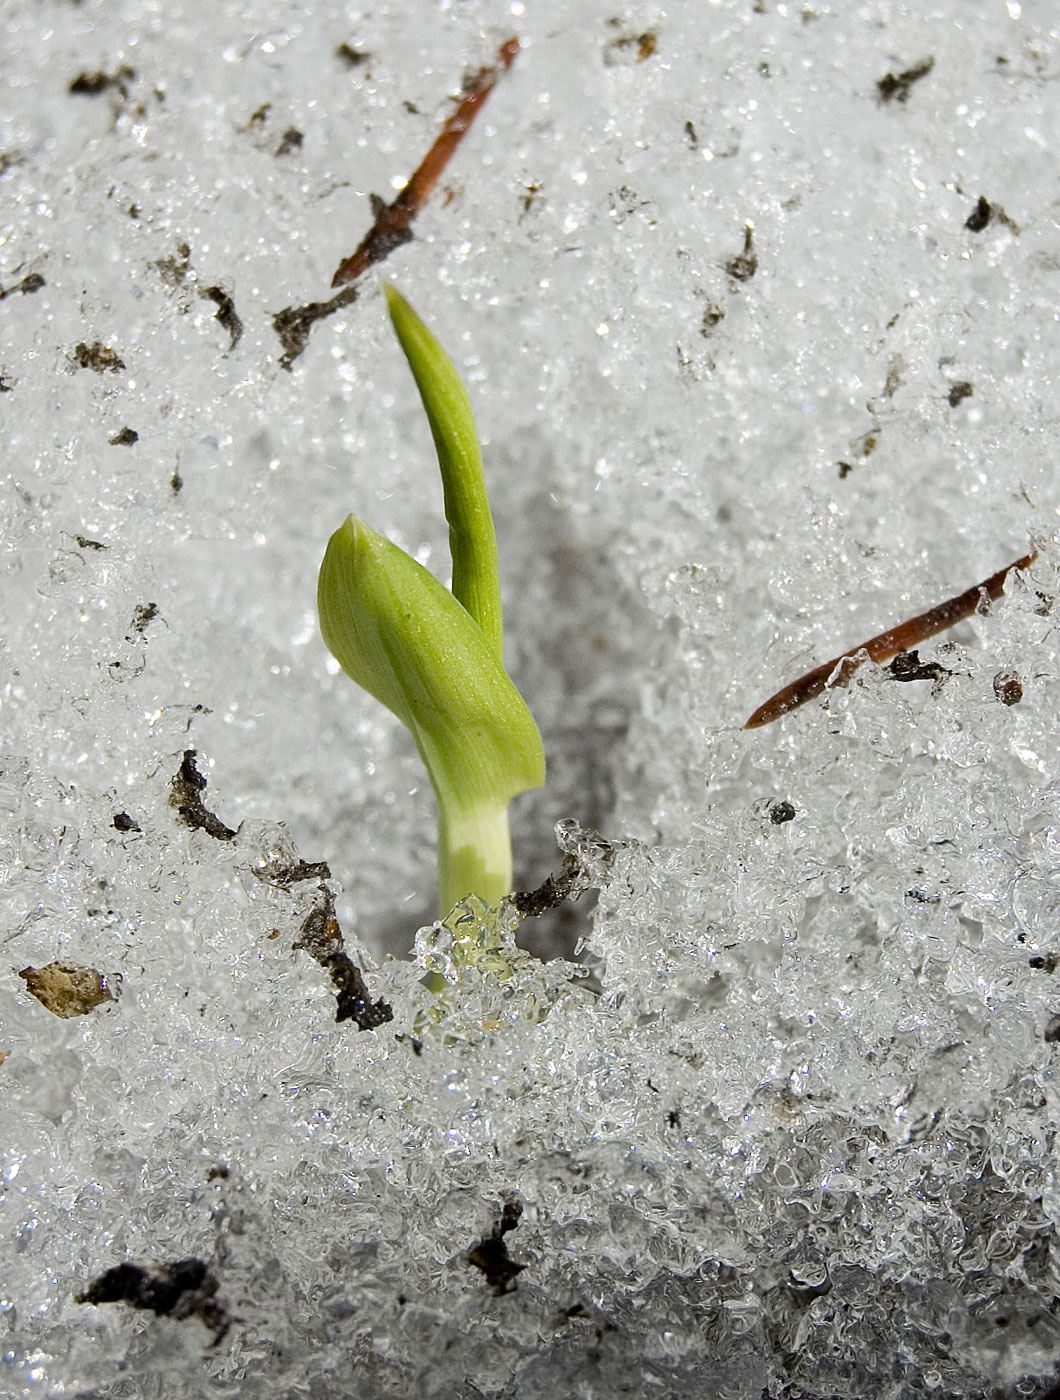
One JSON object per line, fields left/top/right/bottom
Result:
{"left": 272, "top": 36, "right": 519, "bottom": 368}
{"left": 743, "top": 551, "right": 1038, "bottom": 729}
{"left": 330, "top": 35, "right": 519, "bottom": 288}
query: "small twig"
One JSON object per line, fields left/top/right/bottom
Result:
{"left": 331, "top": 36, "right": 519, "bottom": 288}
{"left": 744, "top": 552, "right": 1037, "bottom": 729}
{"left": 271, "top": 36, "right": 519, "bottom": 369}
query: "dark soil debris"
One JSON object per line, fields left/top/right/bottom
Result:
{"left": 876, "top": 57, "right": 934, "bottom": 104}
{"left": 109, "top": 426, "right": 139, "bottom": 446}
{"left": 604, "top": 26, "right": 658, "bottom": 65}
{"left": 886, "top": 650, "right": 948, "bottom": 684}
{"left": 947, "top": 380, "right": 974, "bottom": 408}
{"left": 257, "top": 855, "right": 333, "bottom": 887}
{"left": 468, "top": 1199, "right": 525, "bottom": 1294}
{"left": 155, "top": 242, "right": 192, "bottom": 288}
{"left": 295, "top": 888, "right": 393, "bottom": 1030}
{"left": 994, "top": 669, "right": 1023, "bottom": 706}
{"left": 273, "top": 286, "right": 358, "bottom": 367}
{"left": 966, "top": 195, "right": 992, "bottom": 232}
{"left": 724, "top": 225, "right": 757, "bottom": 282}
{"left": 113, "top": 812, "right": 142, "bottom": 833}
{"left": 73, "top": 341, "right": 125, "bottom": 373}
{"left": 74, "top": 534, "right": 106, "bottom": 550}
{"left": 275, "top": 127, "right": 303, "bottom": 157}
{"left": 769, "top": 801, "right": 796, "bottom": 825}
{"left": 0, "top": 272, "right": 44, "bottom": 300}
{"left": 964, "top": 195, "right": 1019, "bottom": 235}
{"left": 129, "top": 601, "right": 159, "bottom": 635}
{"left": 19, "top": 961, "right": 116, "bottom": 1018}
{"left": 335, "top": 43, "right": 371, "bottom": 70}
{"left": 199, "top": 285, "right": 243, "bottom": 351}
{"left": 77, "top": 1258, "right": 229, "bottom": 1340}
{"left": 69, "top": 66, "right": 135, "bottom": 98}
{"left": 512, "top": 840, "right": 610, "bottom": 918}
{"left": 169, "top": 750, "right": 236, "bottom": 842}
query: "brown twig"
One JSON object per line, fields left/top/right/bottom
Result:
{"left": 271, "top": 36, "right": 518, "bottom": 368}
{"left": 331, "top": 35, "right": 519, "bottom": 288}
{"left": 744, "top": 552, "right": 1037, "bottom": 729}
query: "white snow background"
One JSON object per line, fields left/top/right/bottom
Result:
{"left": 2, "top": 1, "right": 1060, "bottom": 1396}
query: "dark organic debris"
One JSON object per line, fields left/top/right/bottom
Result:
{"left": 876, "top": 57, "right": 934, "bottom": 104}
{"left": 745, "top": 551, "right": 1037, "bottom": 728}
{"left": 603, "top": 26, "right": 658, "bottom": 65}
{"left": 947, "top": 380, "right": 973, "bottom": 408}
{"left": 511, "top": 837, "right": 613, "bottom": 918}
{"left": 272, "top": 286, "right": 358, "bottom": 368}
{"left": 69, "top": 66, "right": 135, "bottom": 99}
{"left": 129, "top": 601, "right": 159, "bottom": 636}
{"left": 0, "top": 272, "right": 44, "bottom": 301}
{"left": 257, "top": 855, "right": 333, "bottom": 887}
{"left": 966, "top": 195, "right": 992, "bottom": 232}
{"left": 994, "top": 669, "right": 1023, "bottom": 706}
{"left": 769, "top": 801, "right": 796, "bottom": 825}
{"left": 724, "top": 225, "right": 757, "bottom": 282}
{"left": 467, "top": 1199, "right": 525, "bottom": 1294}
{"left": 199, "top": 285, "right": 243, "bottom": 351}
{"left": 73, "top": 341, "right": 125, "bottom": 373}
{"left": 155, "top": 241, "right": 192, "bottom": 287}
{"left": 74, "top": 534, "right": 106, "bottom": 550}
{"left": 335, "top": 43, "right": 371, "bottom": 70}
{"left": 113, "top": 811, "right": 142, "bottom": 833}
{"left": 294, "top": 888, "right": 393, "bottom": 1030}
{"left": 76, "top": 1258, "right": 229, "bottom": 1340}
{"left": 275, "top": 127, "right": 303, "bottom": 157}
{"left": 885, "top": 649, "right": 949, "bottom": 685}
{"left": 169, "top": 750, "right": 237, "bottom": 842}
{"left": 109, "top": 426, "right": 139, "bottom": 445}
{"left": 18, "top": 961, "right": 116, "bottom": 1018}
{"left": 1043, "top": 1015, "right": 1060, "bottom": 1044}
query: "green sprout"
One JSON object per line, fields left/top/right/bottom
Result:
{"left": 318, "top": 285, "right": 545, "bottom": 917}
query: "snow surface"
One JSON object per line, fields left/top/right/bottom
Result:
{"left": 2, "top": 0, "right": 1060, "bottom": 1395}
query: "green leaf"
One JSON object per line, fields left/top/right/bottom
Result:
{"left": 384, "top": 283, "right": 503, "bottom": 662}
{"left": 318, "top": 513, "right": 544, "bottom": 911}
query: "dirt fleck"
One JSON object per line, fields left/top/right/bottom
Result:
{"left": 468, "top": 1199, "right": 526, "bottom": 1294}
{"left": 275, "top": 127, "right": 303, "bottom": 157}
{"left": 69, "top": 66, "right": 135, "bottom": 99}
{"left": 876, "top": 56, "right": 934, "bottom": 104}
{"left": 73, "top": 342, "right": 125, "bottom": 373}
{"left": 335, "top": 43, "right": 371, "bottom": 70}
{"left": 77, "top": 1258, "right": 229, "bottom": 1340}
{"left": 18, "top": 962, "right": 117, "bottom": 1018}
{"left": 994, "top": 669, "right": 1023, "bottom": 706}
{"left": 294, "top": 887, "right": 393, "bottom": 1029}
{"left": 169, "top": 750, "right": 236, "bottom": 842}
{"left": 724, "top": 224, "right": 757, "bottom": 282}
{"left": 199, "top": 285, "right": 243, "bottom": 351}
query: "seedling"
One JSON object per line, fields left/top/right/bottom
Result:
{"left": 318, "top": 285, "right": 544, "bottom": 917}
